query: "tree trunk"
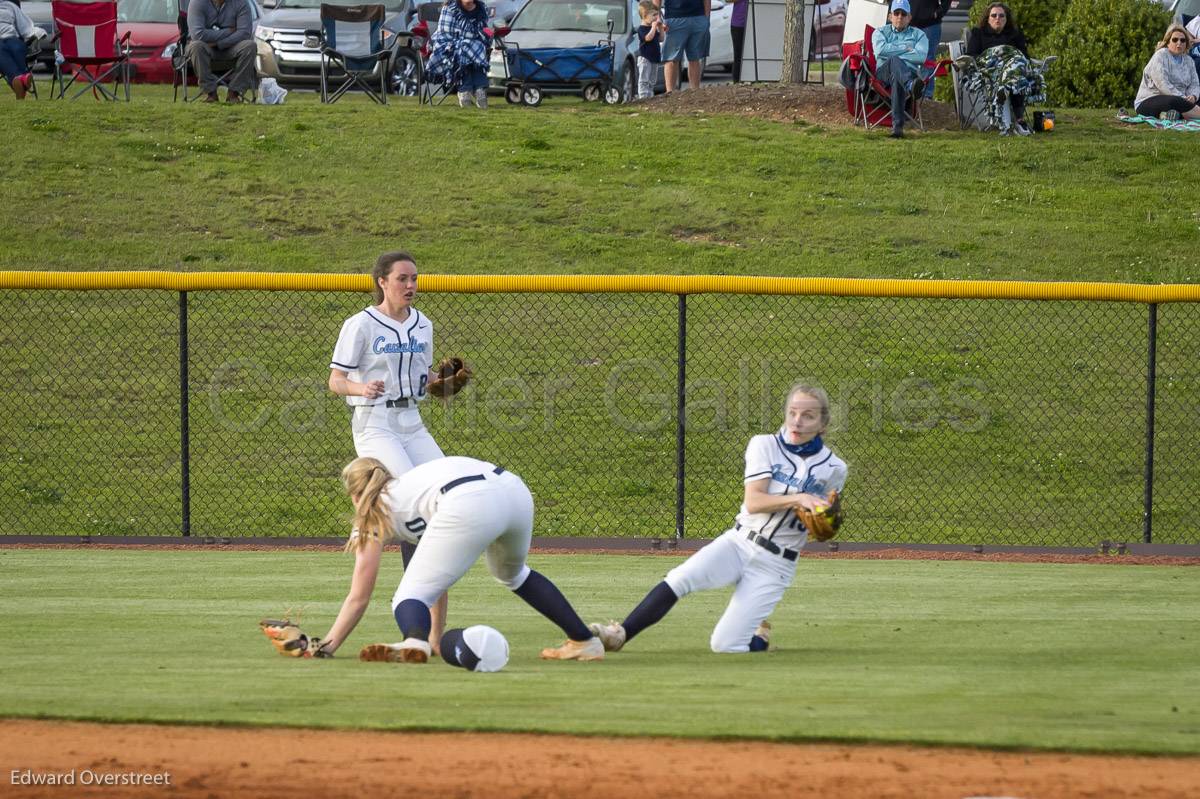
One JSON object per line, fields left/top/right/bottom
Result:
{"left": 780, "top": 0, "right": 807, "bottom": 84}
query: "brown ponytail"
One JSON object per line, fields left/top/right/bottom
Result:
{"left": 341, "top": 457, "right": 395, "bottom": 552}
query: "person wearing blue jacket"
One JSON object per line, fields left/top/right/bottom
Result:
{"left": 871, "top": 0, "right": 928, "bottom": 138}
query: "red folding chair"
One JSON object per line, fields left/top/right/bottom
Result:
{"left": 50, "top": 0, "right": 132, "bottom": 101}
{"left": 843, "top": 24, "right": 948, "bottom": 133}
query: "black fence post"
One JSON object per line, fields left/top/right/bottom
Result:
{"left": 180, "top": 291, "right": 191, "bottom": 537}
{"left": 1142, "top": 302, "right": 1157, "bottom": 544}
{"left": 675, "top": 294, "right": 687, "bottom": 540}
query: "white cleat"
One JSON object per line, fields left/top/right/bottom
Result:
{"left": 587, "top": 621, "right": 627, "bottom": 652}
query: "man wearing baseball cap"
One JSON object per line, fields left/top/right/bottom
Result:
{"left": 870, "top": 0, "right": 929, "bottom": 138}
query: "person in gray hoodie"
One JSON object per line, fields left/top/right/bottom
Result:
{"left": 1134, "top": 24, "right": 1200, "bottom": 121}
{"left": 186, "top": 0, "right": 255, "bottom": 103}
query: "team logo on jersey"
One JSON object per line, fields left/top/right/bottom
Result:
{"left": 770, "top": 466, "right": 806, "bottom": 489}
{"left": 405, "top": 517, "right": 427, "bottom": 535}
{"left": 373, "top": 336, "right": 428, "bottom": 354}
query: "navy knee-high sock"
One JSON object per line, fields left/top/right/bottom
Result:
{"left": 513, "top": 570, "right": 592, "bottom": 641}
{"left": 621, "top": 581, "right": 679, "bottom": 642}
{"left": 394, "top": 598, "right": 431, "bottom": 641}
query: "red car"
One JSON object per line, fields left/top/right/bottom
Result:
{"left": 119, "top": 0, "right": 185, "bottom": 84}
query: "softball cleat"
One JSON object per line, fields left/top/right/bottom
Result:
{"left": 587, "top": 621, "right": 627, "bottom": 652}
{"left": 540, "top": 636, "right": 605, "bottom": 661}
{"left": 359, "top": 638, "right": 431, "bottom": 663}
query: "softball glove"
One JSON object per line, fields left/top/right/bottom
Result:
{"left": 796, "top": 490, "right": 842, "bottom": 543}
{"left": 428, "top": 357, "right": 472, "bottom": 399}
{"left": 259, "top": 618, "right": 332, "bottom": 658}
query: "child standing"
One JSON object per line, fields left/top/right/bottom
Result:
{"left": 636, "top": 0, "right": 666, "bottom": 100}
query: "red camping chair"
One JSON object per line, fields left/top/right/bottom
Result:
{"left": 843, "top": 24, "right": 948, "bottom": 132}
{"left": 50, "top": 0, "right": 131, "bottom": 100}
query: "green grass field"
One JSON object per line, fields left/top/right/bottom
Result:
{"left": 2, "top": 87, "right": 1199, "bottom": 546}
{"left": 2, "top": 548, "right": 1197, "bottom": 754}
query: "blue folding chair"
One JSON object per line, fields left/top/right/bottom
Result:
{"left": 308, "top": 3, "right": 391, "bottom": 104}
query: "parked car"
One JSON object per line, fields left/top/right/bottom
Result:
{"left": 489, "top": 0, "right": 640, "bottom": 101}
{"left": 24, "top": 0, "right": 262, "bottom": 82}
{"left": 255, "top": 0, "right": 419, "bottom": 92}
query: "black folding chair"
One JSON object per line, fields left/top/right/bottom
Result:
{"left": 308, "top": 3, "right": 390, "bottom": 104}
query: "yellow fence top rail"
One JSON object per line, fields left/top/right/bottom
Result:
{"left": 2, "top": 271, "right": 1199, "bottom": 303}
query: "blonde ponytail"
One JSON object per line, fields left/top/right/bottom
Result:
{"left": 341, "top": 457, "right": 396, "bottom": 552}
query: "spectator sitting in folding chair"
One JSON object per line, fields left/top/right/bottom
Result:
{"left": 0, "top": 0, "right": 36, "bottom": 99}
{"left": 186, "top": 0, "right": 255, "bottom": 103}
{"left": 427, "top": 0, "right": 492, "bottom": 109}
{"left": 961, "top": 3, "right": 1047, "bottom": 136}
{"left": 871, "top": 0, "right": 928, "bottom": 139}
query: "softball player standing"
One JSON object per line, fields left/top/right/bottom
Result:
{"left": 591, "top": 384, "right": 848, "bottom": 654}
{"left": 314, "top": 456, "right": 605, "bottom": 663}
{"left": 329, "top": 251, "right": 443, "bottom": 479}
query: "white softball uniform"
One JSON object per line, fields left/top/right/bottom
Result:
{"left": 665, "top": 433, "right": 848, "bottom": 653}
{"left": 384, "top": 456, "right": 535, "bottom": 610}
{"left": 330, "top": 306, "right": 442, "bottom": 478}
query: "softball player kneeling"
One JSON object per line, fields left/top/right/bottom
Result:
{"left": 591, "top": 383, "right": 848, "bottom": 654}
{"left": 316, "top": 456, "right": 605, "bottom": 663}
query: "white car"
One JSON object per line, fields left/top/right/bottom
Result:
{"left": 705, "top": 0, "right": 734, "bottom": 71}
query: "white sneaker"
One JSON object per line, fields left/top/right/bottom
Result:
{"left": 540, "top": 636, "right": 605, "bottom": 661}
{"left": 457, "top": 90, "right": 474, "bottom": 108}
{"left": 474, "top": 87, "right": 488, "bottom": 109}
{"left": 587, "top": 621, "right": 627, "bottom": 652}
{"left": 1014, "top": 121, "right": 1032, "bottom": 136}
{"left": 359, "top": 638, "right": 431, "bottom": 663}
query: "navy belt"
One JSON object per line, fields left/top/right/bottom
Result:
{"left": 736, "top": 523, "right": 799, "bottom": 561}
{"left": 385, "top": 398, "right": 413, "bottom": 408}
{"left": 440, "top": 466, "right": 506, "bottom": 494}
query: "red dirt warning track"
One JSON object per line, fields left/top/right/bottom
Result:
{"left": 3, "top": 719, "right": 1198, "bottom": 799}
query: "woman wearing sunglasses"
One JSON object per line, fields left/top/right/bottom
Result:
{"left": 1134, "top": 24, "right": 1200, "bottom": 121}
{"left": 963, "top": 3, "right": 1042, "bottom": 136}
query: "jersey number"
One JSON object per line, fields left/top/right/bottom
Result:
{"left": 417, "top": 374, "right": 427, "bottom": 398}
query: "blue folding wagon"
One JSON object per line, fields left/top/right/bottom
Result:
{"left": 498, "top": 39, "right": 621, "bottom": 106}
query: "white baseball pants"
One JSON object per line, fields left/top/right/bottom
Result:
{"left": 664, "top": 529, "right": 797, "bottom": 653}
{"left": 351, "top": 405, "right": 443, "bottom": 479}
{"left": 392, "top": 471, "right": 534, "bottom": 609}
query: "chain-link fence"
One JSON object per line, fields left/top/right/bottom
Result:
{"left": 1, "top": 276, "right": 1196, "bottom": 546}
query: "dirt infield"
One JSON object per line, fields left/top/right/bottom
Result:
{"left": 3, "top": 719, "right": 1198, "bottom": 799}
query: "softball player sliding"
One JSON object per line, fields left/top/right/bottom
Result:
{"left": 315, "top": 456, "right": 605, "bottom": 663}
{"left": 591, "top": 384, "right": 848, "bottom": 654}
{"left": 328, "top": 251, "right": 443, "bottom": 480}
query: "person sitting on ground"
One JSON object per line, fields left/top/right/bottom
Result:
{"left": 186, "top": 0, "right": 255, "bottom": 103}
{"left": 1134, "top": 24, "right": 1200, "bottom": 122}
{"left": 963, "top": 2, "right": 1045, "bottom": 136}
{"left": 0, "top": 0, "right": 35, "bottom": 99}
{"left": 871, "top": 0, "right": 929, "bottom": 139}
{"left": 427, "top": 0, "right": 492, "bottom": 109}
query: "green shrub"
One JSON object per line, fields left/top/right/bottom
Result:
{"left": 1043, "top": 0, "right": 1171, "bottom": 108}
{"left": 966, "top": 0, "right": 1072, "bottom": 54}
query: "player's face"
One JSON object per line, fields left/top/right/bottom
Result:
{"left": 784, "top": 392, "right": 825, "bottom": 445}
{"left": 377, "top": 260, "right": 418, "bottom": 309}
